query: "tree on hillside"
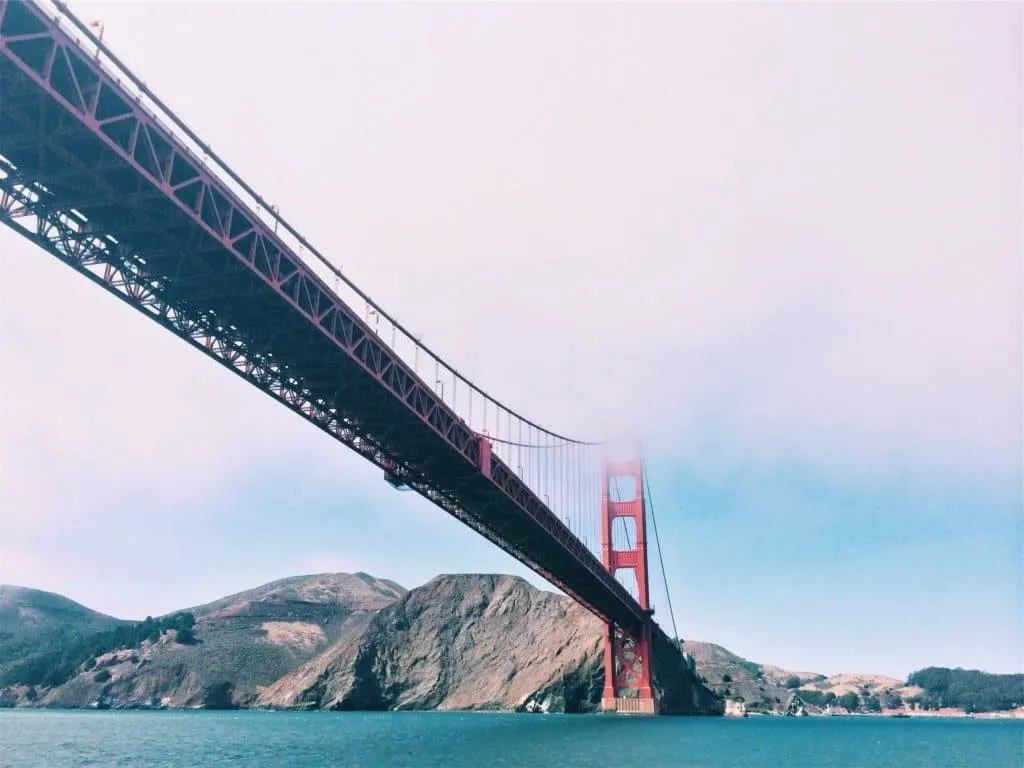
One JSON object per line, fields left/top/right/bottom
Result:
{"left": 0, "top": 612, "right": 198, "bottom": 688}
{"left": 881, "top": 691, "right": 903, "bottom": 710}
{"left": 176, "top": 627, "right": 197, "bottom": 645}
{"left": 798, "top": 690, "right": 827, "bottom": 707}
{"left": 738, "top": 660, "right": 763, "bottom": 680}
{"left": 838, "top": 692, "right": 860, "bottom": 712}
{"left": 785, "top": 676, "right": 801, "bottom": 689}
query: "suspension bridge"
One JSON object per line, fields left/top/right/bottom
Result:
{"left": 0, "top": 0, "right": 686, "bottom": 714}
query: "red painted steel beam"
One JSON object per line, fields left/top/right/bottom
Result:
{"left": 1, "top": 166, "right": 612, "bottom": 621}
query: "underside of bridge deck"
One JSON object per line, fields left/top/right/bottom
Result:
{"left": 0, "top": 0, "right": 654, "bottom": 640}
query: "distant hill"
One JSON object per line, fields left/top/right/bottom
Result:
{"left": 680, "top": 641, "right": 1022, "bottom": 714}
{"left": 682, "top": 640, "right": 815, "bottom": 712}
{"left": 77, "top": 572, "right": 402, "bottom": 709}
{"left": 907, "top": 667, "right": 1024, "bottom": 713}
{"left": 188, "top": 572, "right": 406, "bottom": 619}
{"left": 0, "top": 586, "right": 125, "bottom": 670}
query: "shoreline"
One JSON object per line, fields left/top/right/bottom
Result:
{"left": 729, "top": 708, "right": 1024, "bottom": 721}
{"left": 1, "top": 704, "right": 1023, "bottom": 720}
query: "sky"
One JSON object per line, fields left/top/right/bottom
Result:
{"left": 0, "top": 1, "right": 1020, "bottom": 680}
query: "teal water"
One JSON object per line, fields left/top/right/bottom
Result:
{"left": 0, "top": 711, "right": 1021, "bottom": 767}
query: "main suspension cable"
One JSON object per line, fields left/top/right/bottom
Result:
{"left": 642, "top": 458, "right": 679, "bottom": 641}
{"left": 49, "top": 0, "right": 601, "bottom": 451}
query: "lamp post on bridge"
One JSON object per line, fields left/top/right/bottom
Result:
{"left": 87, "top": 19, "right": 104, "bottom": 42}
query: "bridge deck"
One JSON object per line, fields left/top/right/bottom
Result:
{"left": 0, "top": 0, "right": 648, "bottom": 633}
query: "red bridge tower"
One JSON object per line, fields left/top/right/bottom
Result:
{"left": 600, "top": 456, "right": 657, "bottom": 714}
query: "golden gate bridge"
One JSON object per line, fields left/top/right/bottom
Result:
{"left": 0, "top": 0, "right": 687, "bottom": 714}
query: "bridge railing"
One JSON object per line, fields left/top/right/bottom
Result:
{"left": 36, "top": 0, "right": 608, "bottom": 553}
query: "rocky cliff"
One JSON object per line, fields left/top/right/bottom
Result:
{"left": 258, "top": 574, "right": 609, "bottom": 712}
{"left": 258, "top": 574, "right": 718, "bottom": 714}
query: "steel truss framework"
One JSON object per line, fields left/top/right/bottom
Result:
{"left": 0, "top": 0, "right": 648, "bottom": 632}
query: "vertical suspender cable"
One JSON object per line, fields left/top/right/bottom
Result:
{"left": 641, "top": 458, "right": 679, "bottom": 641}
{"left": 562, "top": 441, "right": 567, "bottom": 524}
{"left": 575, "top": 443, "right": 581, "bottom": 538}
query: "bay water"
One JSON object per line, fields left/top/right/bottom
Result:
{"left": 1, "top": 710, "right": 1021, "bottom": 767}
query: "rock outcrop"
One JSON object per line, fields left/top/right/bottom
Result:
{"left": 784, "top": 691, "right": 808, "bottom": 716}
{"left": 724, "top": 699, "right": 748, "bottom": 717}
{"left": 653, "top": 632, "right": 723, "bottom": 715}
{"left": 258, "top": 574, "right": 607, "bottom": 712}
{"left": 258, "top": 574, "right": 718, "bottom": 714}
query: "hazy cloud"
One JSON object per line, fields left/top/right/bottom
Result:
{"left": 1, "top": 2, "right": 1019, "bottom": 610}
{"left": 40, "top": 1, "right": 1018, "bottom": 478}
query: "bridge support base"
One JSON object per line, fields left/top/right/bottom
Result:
{"left": 600, "top": 454, "right": 658, "bottom": 715}
{"left": 601, "top": 621, "right": 657, "bottom": 714}
{"left": 601, "top": 697, "right": 658, "bottom": 715}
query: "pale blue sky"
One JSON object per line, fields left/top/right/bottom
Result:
{"left": 0, "top": 1, "right": 1020, "bottom": 679}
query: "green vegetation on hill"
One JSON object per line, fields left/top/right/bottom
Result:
{"left": 906, "top": 667, "right": 1024, "bottom": 713}
{"left": 0, "top": 612, "right": 195, "bottom": 688}
{"left": 0, "top": 586, "right": 125, "bottom": 666}
{"left": 683, "top": 639, "right": 1024, "bottom": 715}
{"left": 738, "top": 660, "right": 763, "bottom": 680}
{"left": 1, "top": 573, "right": 410, "bottom": 709}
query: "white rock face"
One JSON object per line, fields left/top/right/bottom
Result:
{"left": 724, "top": 699, "right": 747, "bottom": 717}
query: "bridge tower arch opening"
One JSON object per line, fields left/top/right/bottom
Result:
{"left": 600, "top": 455, "right": 657, "bottom": 715}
